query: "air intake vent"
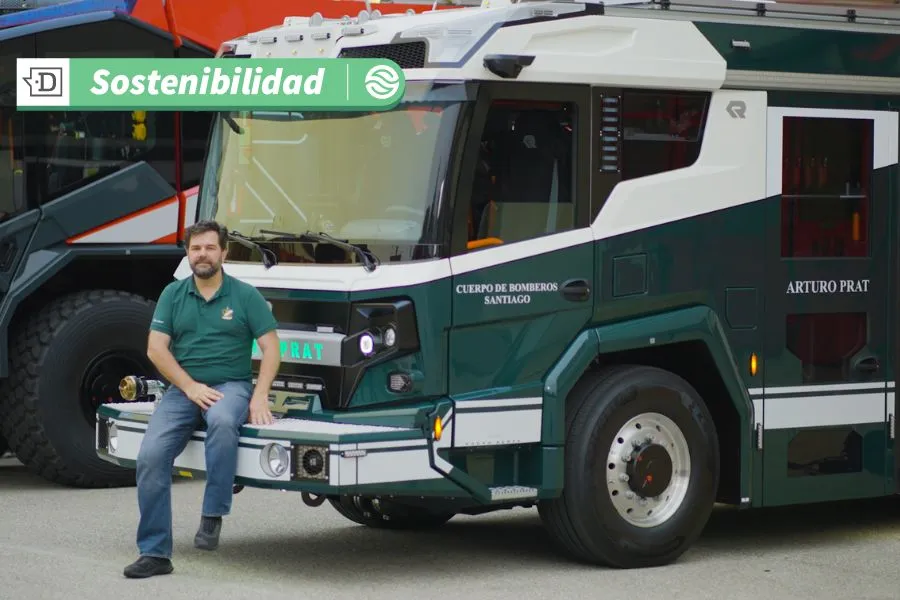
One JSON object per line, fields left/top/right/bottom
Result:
{"left": 338, "top": 41, "right": 426, "bottom": 69}
{"left": 598, "top": 94, "right": 622, "bottom": 173}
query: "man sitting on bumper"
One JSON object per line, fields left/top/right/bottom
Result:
{"left": 123, "top": 220, "right": 280, "bottom": 579}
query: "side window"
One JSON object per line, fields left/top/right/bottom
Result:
{"left": 28, "top": 109, "right": 169, "bottom": 201}
{"left": 0, "top": 35, "right": 32, "bottom": 221}
{"left": 468, "top": 99, "right": 575, "bottom": 250}
{"left": 29, "top": 20, "right": 177, "bottom": 202}
{"left": 621, "top": 90, "right": 708, "bottom": 180}
{"left": 780, "top": 116, "right": 871, "bottom": 258}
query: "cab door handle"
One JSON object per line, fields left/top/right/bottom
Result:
{"left": 854, "top": 356, "right": 880, "bottom": 373}
{"left": 561, "top": 279, "right": 591, "bottom": 302}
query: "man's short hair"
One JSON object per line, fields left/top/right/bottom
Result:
{"left": 185, "top": 220, "right": 228, "bottom": 249}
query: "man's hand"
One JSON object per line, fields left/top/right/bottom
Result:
{"left": 185, "top": 382, "right": 224, "bottom": 409}
{"left": 248, "top": 393, "right": 274, "bottom": 426}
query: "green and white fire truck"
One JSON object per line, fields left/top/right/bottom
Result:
{"left": 96, "top": 0, "right": 900, "bottom": 568}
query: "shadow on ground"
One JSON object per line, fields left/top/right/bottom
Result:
{"left": 4, "top": 457, "right": 900, "bottom": 580}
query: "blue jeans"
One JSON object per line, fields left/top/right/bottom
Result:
{"left": 134, "top": 380, "right": 252, "bottom": 559}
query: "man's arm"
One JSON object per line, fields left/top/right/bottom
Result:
{"left": 251, "top": 329, "right": 281, "bottom": 402}
{"left": 147, "top": 284, "right": 222, "bottom": 408}
{"left": 147, "top": 330, "right": 196, "bottom": 391}
{"left": 246, "top": 288, "right": 281, "bottom": 425}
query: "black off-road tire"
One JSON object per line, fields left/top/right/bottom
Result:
{"left": 0, "top": 289, "right": 159, "bottom": 488}
{"left": 328, "top": 495, "right": 455, "bottom": 530}
{"left": 538, "top": 364, "right": 719, "bottom": 568}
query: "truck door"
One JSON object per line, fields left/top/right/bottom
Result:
{"left": 446, "top": 82, "right": 594, "bottom": 452}
{"left": 761, "top": 104, "right": 897, "bottom": 506}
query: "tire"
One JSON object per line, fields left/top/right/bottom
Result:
{"left": 0, "top": 290, "right": 159, "bottom": 488}
{"left": 328, "top": 495, "right": 454, "bottom": 530}
{"left": 0, "top": 433, "right": 7, "bottom": 456}
{"left": 538, "top": 364, "right": 719, "bottom": 568}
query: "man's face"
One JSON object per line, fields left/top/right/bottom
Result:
{"left": 187, "top": 230, "right": 226, "bottom": 279}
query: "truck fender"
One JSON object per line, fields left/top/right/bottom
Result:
{"left": 542, "top": 305, "right": 754, "bottom": 499}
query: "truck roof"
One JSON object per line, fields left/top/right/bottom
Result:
{"left": 0, "top": 0, "right": 464, "bottom": 50}
{"left": 221, "top": 0, "right": 900, "bottom": 97}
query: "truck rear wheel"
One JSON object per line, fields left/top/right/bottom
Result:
{"left": 0, "top": 289, "right": 158, "bottom": 487}
{"left": 328, "top": 495, "right": 454, "bottom": 530}
{"left": 538, "top": 364, "right": 719, "bottom": 568}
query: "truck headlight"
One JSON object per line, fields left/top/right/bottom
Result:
{"left": 359, "top": 332, "right": 375, "bottom": 356}
{"left": 259, "top": 443, "right": 289, "bottom": 478}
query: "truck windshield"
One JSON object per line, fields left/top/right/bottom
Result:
{"left": 197, "top": 81, "right": 471, "bottom": 264}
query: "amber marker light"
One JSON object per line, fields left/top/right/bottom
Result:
{"left": 434, "top": 416, "right": 443, "bottom": 441}
{"left": 750, "top": 353, "right": 758, "bottom": 376}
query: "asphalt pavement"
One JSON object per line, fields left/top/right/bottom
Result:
{"left": 2, "top": 454, "right": 899, "bottom": 600}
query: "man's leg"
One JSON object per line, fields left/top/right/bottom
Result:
{"left": 125, "top": 386, "right": 199, "bottom": 578}
{"left": 194, "top": 380, "right": 252, "bottom": 550}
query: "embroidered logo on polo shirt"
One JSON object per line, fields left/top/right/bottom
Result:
{"left": 222, "top": 307, "right": 234, "bottom": 320}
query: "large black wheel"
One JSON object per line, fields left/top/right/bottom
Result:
{"left": 328, "top": 495, "right": 454, "bottom": 530}
{"left": 538, "top": 364, "right": 719, "bottom": 568}
{"left": 0, "top": 289, "right": 159, "bottom": 487}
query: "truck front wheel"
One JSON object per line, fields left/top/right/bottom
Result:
{"left": 538, "top": 364, "right": 719, "bottom": 568}
{"left": 0, "top": 289, "right": 158, "bottom": 487}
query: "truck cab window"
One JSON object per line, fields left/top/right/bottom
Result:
{"left": 27, "top": 19, "right": 175, "bottom": 202}
{"left": 468, "top": 99, "right": 575, "bottom": 249}
{"left": 29, "top": 110, "right": 158, "bottom": 201}
{"left": 0, "top": 35, "right": 31, "bottom": 221}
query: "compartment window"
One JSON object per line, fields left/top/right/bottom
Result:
{"left": 780, "top": 116, "right": 872, "bottom": 258}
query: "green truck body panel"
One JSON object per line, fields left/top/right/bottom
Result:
{"left": 695, "top": 21, "right": 899, "bottom": 78}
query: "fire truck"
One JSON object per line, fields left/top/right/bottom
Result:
{"left": 96, "top": 0, "right": 900, "bottom": 567}
{"left": 0, "top": 0, "right": 460, "bottom": 486}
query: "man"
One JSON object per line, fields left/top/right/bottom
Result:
{"left": 123, "top": 220, "right": 281, "bottom": 579}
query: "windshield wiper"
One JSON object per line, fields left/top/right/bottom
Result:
{"left": 258, "top": 229, "right": 379, "bottom": 272}
{"left": 222, "top": 113, "right": 244, "bottom": 134}
{"left": 228, "top": 230, "right": 277, "bottom": 269}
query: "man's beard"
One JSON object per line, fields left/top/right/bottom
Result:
{"left": 190, "top": 259, "right": 220, "bottom": 279}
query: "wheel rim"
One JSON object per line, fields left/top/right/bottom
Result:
{"left": 79, "top": 350, "right": 154, "bottom": 427}
{"left": 605, "top": 412, "right": 691, "bottom": 528}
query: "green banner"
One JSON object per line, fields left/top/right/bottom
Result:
{"left": 16, "top": 57, "right": 406, "bottom": 111}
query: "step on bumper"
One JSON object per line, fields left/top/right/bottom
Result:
{"left": 95, "top": 401, "right": 460, "bottom": 495}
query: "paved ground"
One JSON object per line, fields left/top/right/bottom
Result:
{"left": 2, "top": 454, "right": 900, "bottom": 600}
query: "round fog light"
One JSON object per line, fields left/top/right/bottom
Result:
{"left": 383, "top": 326, "right": 396, "bottom": 348}
{"left": 359, "top": 333, "right": 375, "bottom": 356}
{"left": 260, "top": 443, "right": 289, "bottom": 478}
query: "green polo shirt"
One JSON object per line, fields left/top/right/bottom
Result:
{"left": 149, "top": 272, "right": 278, "bottom": 386}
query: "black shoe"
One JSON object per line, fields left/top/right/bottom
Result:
{"left": 194, "top": 516, "right": 222, "bottom": 551}
{"left": 123, "top": 556, "right": 173, "bottom": 578}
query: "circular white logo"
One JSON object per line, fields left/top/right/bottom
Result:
{"left": 364, "top": 64, "right": 401, "bottom": 101}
